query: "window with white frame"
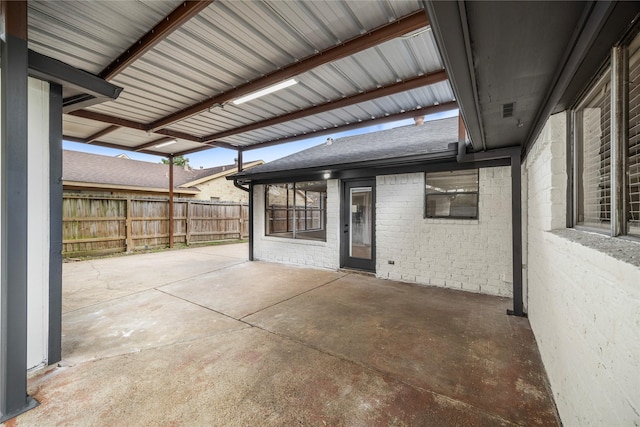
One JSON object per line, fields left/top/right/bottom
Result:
{"left": 573, "top": 28, "right": 640, "bottom": 238}
{"left": 425, "top": 169, "right": 479, "bottom": 219}
{"left": 265, "top": 181, "right": 327, "bottom": 241}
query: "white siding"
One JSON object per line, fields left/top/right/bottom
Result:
{"left": 253, "top": 180, "right": 340, "bottom": 269}
{"left": 27, "top": 78, "right": 50, "bottom": 370}
{"left": 376, "top": 169, "right": 513, "bottom": 296}
{"left": 524, "top": 112, "right": 640, "bottom": 426}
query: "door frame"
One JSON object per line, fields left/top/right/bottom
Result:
{"left": 340, "top": 178, "right": 376, "bottom": 271}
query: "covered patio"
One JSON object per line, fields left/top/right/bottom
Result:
{"left": 16, "top": 243, "right": 557, "bottom": 426}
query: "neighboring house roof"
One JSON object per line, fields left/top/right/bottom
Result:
{"left": 231, "top": 117, "right": 459, "bottom": 182}
{"left": 179, "top": 160, "right": 264, "bottom": 188}
{"left": 63, "top": 150, "right": 263, "bottom": 193}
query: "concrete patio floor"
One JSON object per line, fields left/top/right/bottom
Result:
{"left": 11, "top": 243, "right": 559, "bottom": 426}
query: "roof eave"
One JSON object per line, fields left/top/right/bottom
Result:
{"left": 228, "top": 148, "right": 458, "bottom": 184}
{"left": 179, "top": 160, "right": 265, "bottom": 188}
{"left": 63, "top": 180, "right": 200, "bottom": 195}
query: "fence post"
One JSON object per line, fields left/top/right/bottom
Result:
{"left": 237, "top": 204, "right": 243, "bottom": 239}
{"left": 126, "top": 197, "right": 133, "bottom": 253}
{"left": 186, "top": 200, "right": 191, "bottom": 246}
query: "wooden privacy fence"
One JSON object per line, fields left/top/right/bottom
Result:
{"left": 62, "top": 195, "right": 248, "bottom": 257}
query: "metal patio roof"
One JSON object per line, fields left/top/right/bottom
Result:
{"left": 27, "top": 0, "right": 456, "bottom": 158}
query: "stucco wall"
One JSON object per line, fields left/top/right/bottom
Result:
{"left": 253, "top": 180, "right": 340, "bottom": 269}
{"left": 376, "top": 169, "right": 513, "bottom": 296}
{"left": 524, "top": 112, "right": 640, "bottom": 426}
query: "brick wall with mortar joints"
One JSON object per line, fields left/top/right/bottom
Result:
{"left": 253, "top": 180, "right": 340, "bottom": 269}
{"left": 376, "top": 168, "right": 513, "bottom": 297}
{"left": 524, "top": 112, "right": 640, "bottom": 426}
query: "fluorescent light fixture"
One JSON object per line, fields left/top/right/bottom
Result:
{"left": 155, "top": 139, "right": 178, "bottom": 148}
{"left": 232, "top": 79, "right": 298, "bottom": 105}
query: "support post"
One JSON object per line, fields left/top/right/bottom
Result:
{"left": 48, "top": 82, "right": 63, "bottom": 365}
{"left": 456, "top": 142, "right": 525, "bottom": 316}
{"left": 0, "top": 0, "right": 39, "bottom": 421}
{"left": 168, "top": 155, "right": 174, "bottom": 248}
{"left": 249, "top": 183, "right": 254, "bottom": 261}
{"left": 507, "top": 152, "right": 524, "bottom": 317}
{"left": 237, "top": 149, "right": 244, "bottom": 172}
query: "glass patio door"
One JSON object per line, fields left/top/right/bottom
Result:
{"left": 341, "top": 180, "right": 375, "bottom": 271}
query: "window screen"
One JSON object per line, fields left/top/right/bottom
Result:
{"left": 425, "top": 169, "right": 479, "bottom": 219}
{"left": 628, "top": 35, "right": 640, "bottom": 236}
{"left": 576, "top": 71, "right": 612, "bottom": 230}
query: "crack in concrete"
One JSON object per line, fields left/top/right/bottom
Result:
{"left": 87, "top": 261, "right": 111, "bottom": 290}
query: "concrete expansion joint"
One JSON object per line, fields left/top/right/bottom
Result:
{"left": 154, "top": 288, "right": 252, "bottom": 328}
{"left": 161, "top": 259, "right": 248, "bottom": 287}
{"left": 238, "top": 274, "right": 347, "bottom": 321}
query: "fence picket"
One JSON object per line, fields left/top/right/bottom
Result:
{"left": 62, "top": 194, "right": 248, "bottom": 257}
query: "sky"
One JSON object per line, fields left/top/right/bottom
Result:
{"left": 63, "top": 109, "right": 458, "bottom": 168}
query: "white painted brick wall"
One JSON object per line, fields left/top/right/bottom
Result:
{"left": 524, "top": 112, "right": 640, "bottom": 426}
{"left": 252, "top": 180, "right": 340, "bottom": 269}
{"left": 376, "top": 168, "right": 513, "bottom": 297}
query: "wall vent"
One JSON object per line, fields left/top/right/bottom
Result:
{"left": 502, "top": 102, "right": 515, "bottom": 118}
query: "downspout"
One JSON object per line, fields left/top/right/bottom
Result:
{"left": 456, "top": 118, "right": 525, "bottom": 317}
{"left": 457, "top": 115, "right": 467, "bottom": 162}
{"left": 168, "top": 154, "right": 174, "bottom": 249}
{"left": 233, "top": 149, "right": 249, "bottom": 193}
{"left": 233, "top": 181, "right": 249, "bottom": 192}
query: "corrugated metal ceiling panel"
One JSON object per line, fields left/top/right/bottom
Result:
{"left": 168, "top": 80, "right": 454, "bottom": 145}
{"left": 222, "top": 83, "right": 455, "bottom": 147}
{"left": 30, "top": 0, "right": 450, "bottom": 154}
{"left": 97, "top": 128, "right": 158, "bottom": 148}
{"left": 162, "top": 27, "right": 445, "bottom": 141}
{"left": 63, "top": 115, "right": 107, "bottom": 139}
{"left": 28, "top": 0, "right": 182, "bottom": 73}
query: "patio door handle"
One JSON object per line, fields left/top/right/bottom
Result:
{"left": 344, "top": 224, "right": 348, "bottom": 233}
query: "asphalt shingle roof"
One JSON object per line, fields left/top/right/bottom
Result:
{"left": 234, "top": 117, "right": 458, "bottom": 178}
{"left": 63, "top": 150, "right": 248, "bottom": 190}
